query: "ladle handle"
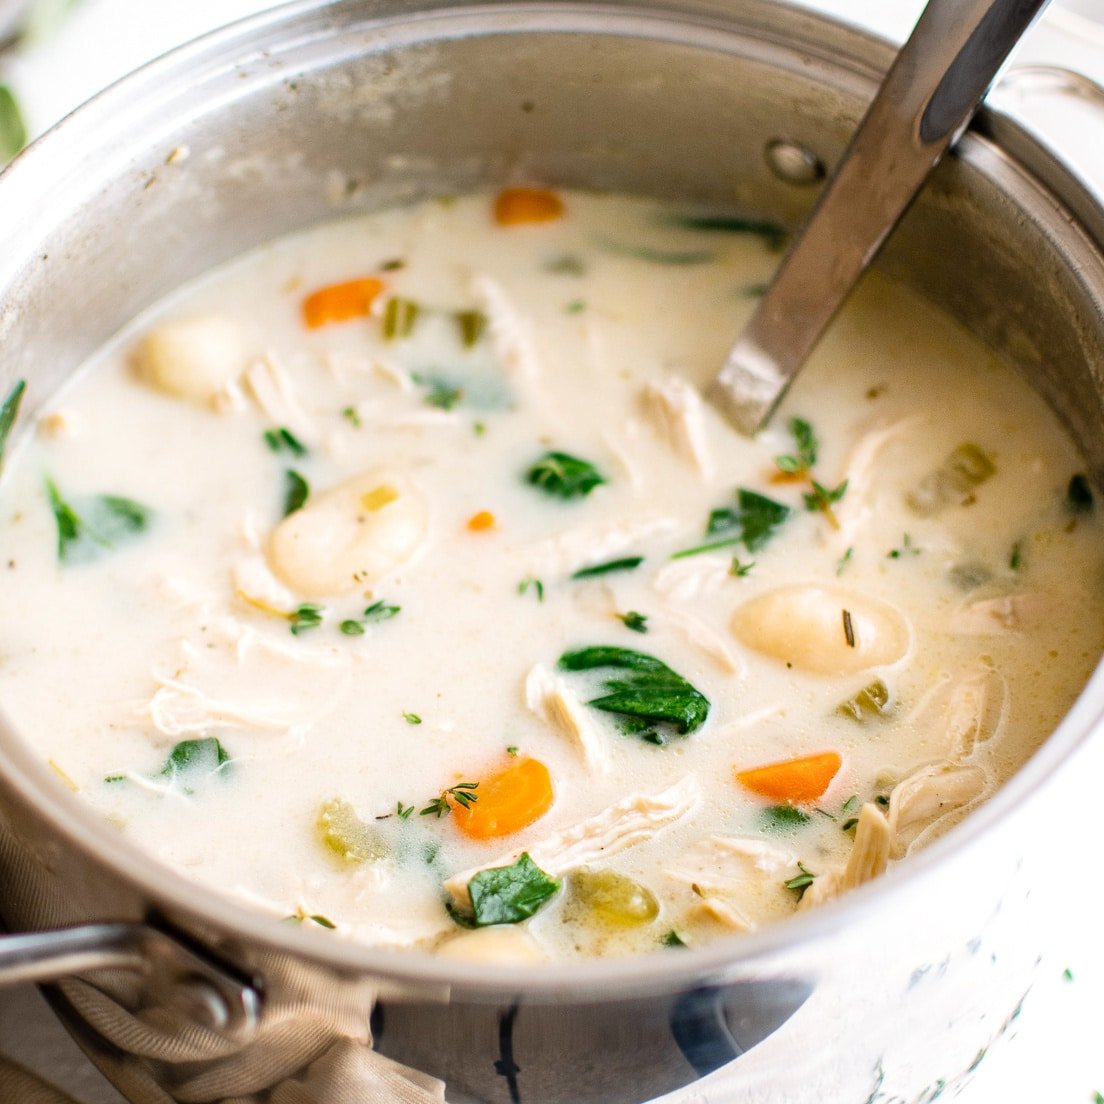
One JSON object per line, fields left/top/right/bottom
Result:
{"left": 711, "top": 0, "right": 1051, "bottom": 435}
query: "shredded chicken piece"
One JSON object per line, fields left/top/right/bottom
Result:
{"left": 145, "top": 676, "right": 297, "bottom": 736}
{"left": 799, "top": 802, "right": 891, "bottom": 909}
{"left": 470, "top": 274, "right": 541, "bottom": 384}
{"left": 666, "top": 835, "right": 797, "bottom": 893}
{"left": 950, "top": 593, "right": 1045, "bottom": 635}
{"left": 522, "top": 514, "right": 677, "bottom": 578}
{"left": 524, "top": 664, "right": 610, "bottom": 774}
{"left": 233, "top": 553, "right": 297, "bottom": 617}
{"left": 444, "top": 777, "right": 699, "bottom": 908}
{"left": 640, "top": 373, "right": 713, "bottom": 476}
{"left": 887, "top": 762, "right": 987, "bottom": 858}
{"left": 665, "top": 610, "right": 745, "bottom": 675}
{"left": 601, "top": 427, "right": 645, "bottom": 492}
{"left": 945, "top": 656, "right": 1007, "bottom": 759}
{"left": 243, "top": 352, "right": 316, "bottom": 440}
{"left": 652, "top": 556, "right": 731, "bottom": 602}
{"left": 694, "top": 895, "right": 754, "bottom": 932}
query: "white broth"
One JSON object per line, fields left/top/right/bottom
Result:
{"left": 1, "top": 188, "right": 1101, "bottom": 961}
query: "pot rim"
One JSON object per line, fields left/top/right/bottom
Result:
{"left": 2, "top": 0, "right": 1103, "bottom": 1001}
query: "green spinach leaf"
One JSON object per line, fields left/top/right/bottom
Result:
{"left": 457, "top": 852, "right": 561, "bottom": 926}
{"left": 525, "top": 451, "right": 606, "bottom": 499}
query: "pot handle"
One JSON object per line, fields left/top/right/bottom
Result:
{"left": 0, "top": 921, "right": 262, "bottom": 1045}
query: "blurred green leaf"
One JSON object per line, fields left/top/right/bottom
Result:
{"left": 0, "top": 83, "right": 27, "bottom": 164}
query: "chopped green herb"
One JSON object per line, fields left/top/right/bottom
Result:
{"left": 342, "top": 405, "right": 362, "bottom": 428}
{"left": 45, "top": 479, "right": 153, "bottom": 564}
{"left": 518, "top": 576, "right": 545, "bottom": 601}
{"left": 571, "top": 556, "right": 644, "bottom": 579}
{"left": 1067, "top": 473, "right": 1094, "bottom": 514}
{"left": 565, "top": 299, "right": 586, "bottom": 314}
{"left": 597, "top": 237, "right": 715, "bottom": 266}
{"left": 784, "top": 862, "right": 816, "bottom": 899}
{"left": 739, "top": 488, "right": 792, "bottom": 552}
{"left": 558, "top": 645, "right": 710, "bottom": 741}
{"left": 307, "top": 914, "right": 336, "bottom": 929}
{"left": 545, "top": 254, "right": 587, "bottom": 276}
{"left": 706, "top": 507, "right": 740, "bottom": 535}
{"left": 396, "top": 801, "right": 415, "bottom": 820}
{"left": 264, "top": 426, "right": 308, "bottom": 457}
{"left": 0, "top": 85, "right": 28, "bottom": 165}
{"left": 661, "top": 929, "right": 688, "bottom": 948}
{"left": 619, "top": 611, "right": 649, "bottom": 634}
{"left": 836, "top": 547, "right": 854, "bottom": 575}
{"left": 283, "top": 469, "right": 309, "bottom": 516}
{"left": 420, "top": 781, "right": 479, "bottom": 818}
{"left": 525, "top": 450, "right": 606, "bottom": 499}
{"left": 840, "top": 795, "right": 859, "bottom": 816}
{"left": 775, "top": 417, "right": 818, "bottom": 475}
{"left": 411, "top": 372, "right": 463, "bottom": 411}
{"left": 729, "top": 556, "right": 754, "bottom": 577}
{"left": 887, "top": 533, "right": 919, "bottom": 559}
{"left": 841, "top": 817, "right": 859, "bottom": 833}
{"left": 403, "top": 711, "right": 422, "bottom": 725}
{"left": 661, "top": 212, "right": 788, "bottom": 251}
{"left": 455, "top": 852, "right": 561, "bottom": 927}
{"left": 1009, "top": 541, "right": 1023, "bottom": 571}
{"left": 803, "top": 479, "right": 848, "bottom": 516}
{"left": 339, "top": 619, "right": 366, "bottom": 636}
{"left": 0, "top": 379, "right": 26, "bottom": 472}
{"left": 103, "top": 774, "right": 127, "bottom": 784}
{"left": 383, "top": 296, "right": 420, "bottom": 340}
{"left": 364, "top": 599, "right": 401, "bottom": 622}
{"left": 837, "top": 679, "right": 891, "bottom": 722}
{"left": 1092, "top": 1092, "right": 1103, "bottom": 1104}
{"left": 1062, "top": 967, "right": 1074, "bottom": 982}
{"left": 506, "top": 745, "right": 519, "bottom": 756}
{"left": 473, "top": 421, "right": 487, "bottom": 437}
{"left": 160, "top": 738, "right": 231, "bottom": 784}
{"left": 454, "top": 309, "right": 488, "bottom": 348}
{"left": 379, "top": 257, "right": 405, "bottom": 272}
{"left": 290, "top": 603, "right": 324, "bottom": 635}
{"left": 762, "top": 804, "right": 811, "bottom": 830}
{"left": 670, "top": 536, "right": 742, "bottom": 560}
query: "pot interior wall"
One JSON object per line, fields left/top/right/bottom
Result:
{"left": 1, "top": 0, "right": 1102, "bottom": 482}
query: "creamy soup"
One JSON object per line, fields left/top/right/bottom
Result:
{"left": 0, "top": 189, "right": 1101, "bottom": 962}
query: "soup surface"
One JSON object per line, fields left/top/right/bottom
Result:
{"left": 1, "top": 189, "right": 1101, "bottom": 961}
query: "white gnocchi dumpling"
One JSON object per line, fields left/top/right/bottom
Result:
{"left": 131, "top": 314, "right": 246, "bottom": 407}
{"left": 435, "top": 925, "right": 546, "bottom": 964}
{"left": 731, "top": 584, "right": 909, "bottom": 675}
{"left": 268, "top": 470, "right": 428, "bottom": 597}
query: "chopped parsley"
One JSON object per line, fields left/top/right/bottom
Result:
{"left": 451, "top": 853, "right": 561, "bottom": 927}
{"left": 784, "top": 862, "right": 816, "bottom": 899}
{"left": 402, "top": 711, "right": 422, "bottom": 725}
{"left": 887, "top": 533, "right": 919, "bottom": 559}
{"left": 364, "top": 599, "right": 401, "bottom": 622}
{"left": 383, "top": 296, "right": 420, "bottom": 340}
{"left": 290, "top": 603, "right": 324, "bottom": 635}
{"left": 558, "top": 645, "right": 710, "bottom": 743}
{"left": 1068, "top": 473, "right": 1094, "bottom": 514}
{"left": 263, "top": 426, "right": 308, "bottom": 457}
{"left": 661, "top": 929, "right": 689, "bottom": 948}
{"left": 283, "top": 469, "right": 309, "bottom": 516}
{"left": 525, "top": 450, "right": 606, "bottom": 499}
{"left": 342, "top": 405, "right": 362, "bottom": 428}
{"left": 506, "top": 745, "right": 519, "bottom": 756}
{"left": 420, "top": 781, "right": 479, "bottom": 818}
{"left": 518, "top": 576, "right": 545, "bottom": 601}
{"left": 571, "top": 556, "right": 644, "bottom": 579}
{"left": 159, "top": 738, "right": 231, "bottom": 790}
{"left": 0, "top": 379, "right": 26, "bottom": 472}
{"left": 802, "top": 479, "right": 848, "bottom": 520}
{"left": 729, "top": 556, "right": 754, "bottom": 577}
{"left": 775, "top": 417, "right": 818, "bottom": 475}
{"left": 45, "top": 479, "right": 153, "bottom": 564}
{"left": 619, "top": 611, "right": 649, "bottom": 634}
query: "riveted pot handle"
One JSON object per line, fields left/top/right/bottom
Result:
{"left": 0, "top": 921, "right": 262, "bottom": 1045}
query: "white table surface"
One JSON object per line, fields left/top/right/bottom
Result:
{"left": 2, "top": 2, "right": 1104, "bottom": 1102}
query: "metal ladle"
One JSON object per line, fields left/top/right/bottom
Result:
{"left": 710, "top": 0, "right": 1051, "bottom": 435}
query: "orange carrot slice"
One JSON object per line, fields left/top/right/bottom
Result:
{"left": 466, "top": 510, "right": 496, "bottom": 532}
{"left": 302, "top": 277, "right": 384, "bottom": 329}
{"left": 453, "top": 758, "right": 554, "bottom": 840}
{"left": 493, "top": 187, "right": 565, "bottom": 226}
{"left": 735, "top": 751, "right": 842, "bottom": 803}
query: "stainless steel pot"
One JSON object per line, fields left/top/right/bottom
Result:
{"left": 2, "top": 3, "right": 1104, "bottom": 1102}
